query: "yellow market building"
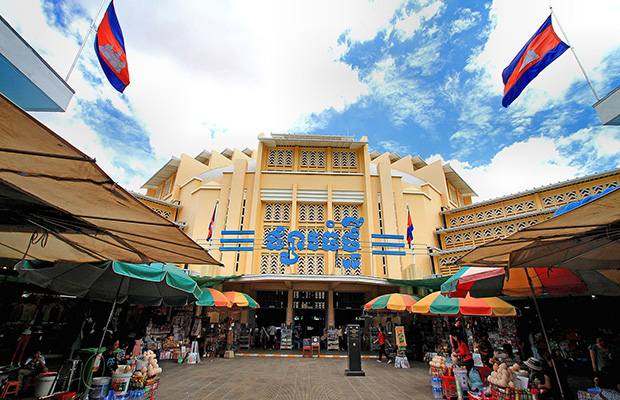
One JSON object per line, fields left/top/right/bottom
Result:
{"left": 134, "top": 133, "right": 620, "bottom": 330}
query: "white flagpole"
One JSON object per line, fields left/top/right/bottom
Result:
{"left": 65, "top": 0, "right": 109, "bottom": 82}
{"left": 550, "top": 6, "right": 599, "bottom": 101}
{"left": 406, "top": 204, "right": 416, "bottom": 268}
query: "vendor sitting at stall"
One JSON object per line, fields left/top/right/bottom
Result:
{"left": 17, "top": 349, "right": 48, "bottom": 391}
{"left": 93, "top": 338, "right": 120, "bottom": 377}
{"left": 477, "top": 331, "right": 493, "bottom": 367}
{"left": 452, "top": 334, "right": 474, "bottom": 374}
{"left": 524, "top": 357, "right": 554, "bottom": 400}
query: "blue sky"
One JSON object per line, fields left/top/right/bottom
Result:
{"left": 4, "top": 0, "right": 620, "bottom": 200}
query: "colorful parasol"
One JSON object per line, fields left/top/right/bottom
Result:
{"left": 410, "top": 291, "right": 517, "bottom": 317}
{"left": 224, "top": 291, "right": 260, "bottom": 309}
{"left": 364, "top": 293, "right": 419, "bottom": 312}
{"left": 196, "top": 287, "right": 232, "bottom": 307}
{"left": 440, "top": 266, "right": 588, "bottom": 298}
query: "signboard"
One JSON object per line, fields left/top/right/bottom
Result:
{"left": 265, "top": 217, "right": 364, "bottom": 268}
{"left": 395, "top": 326, "right": 407, "bottom": 347}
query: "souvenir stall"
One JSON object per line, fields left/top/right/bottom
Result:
{"left": 410, "top": 292, "right": 518, "bottom": 400}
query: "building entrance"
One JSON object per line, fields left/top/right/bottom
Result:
{"left": 293, "top": 308, "right": 326, "bottom": 338}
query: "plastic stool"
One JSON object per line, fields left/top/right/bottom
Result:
{"left": 22, "top": 375, "right": 36, "bottom": 392}
{"left": 311, "top": 344, "right": 320, "bottom": 357}
{"left": 302, "top": 346, "right": 311, "bottom": 358}
{"left": 0, "top": 381, "right": 19, "bottom": 398}
{"left": 53, "top": 392, "right": 76, "bottom": 400}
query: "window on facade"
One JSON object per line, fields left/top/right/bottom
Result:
{"left": 266, "top": 148, "right": 293, "bottom": 171}
{"left": 332, "top": 150, "right": 358, "bottom": 173}
{"left": 154, "top": 187, "right": 162, "bottom": 199}
{"left": 163, "top": 179, "right": 172, "bottom": 197}
{"left": 262, "top": 202, "right": 291, "bottom": 248}
{"left": 449, "top": 185, "right": 457, "bottom": 203}
{"left": 300, "top": 150, "right": 326, "bottom": 172}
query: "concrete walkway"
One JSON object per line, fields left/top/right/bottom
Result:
{"left": 157, "top": 357, "right": 437, "bottom": 400}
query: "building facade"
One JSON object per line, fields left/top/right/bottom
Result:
{"left": 134, "top": 133, "right": 620, "bottom": 329}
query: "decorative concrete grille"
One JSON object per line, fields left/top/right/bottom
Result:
{"left": 463, "top": 232, "right": 472, "bottom": 241}
{"left": 566, "top": 191, "right": 578, "bottom": 201}
{"left": 458, "top": 216, "right": 466, "bottom": 224}
{"left": 466, "top": 214, "right": 475, "bottom": 222}
{"left": 298, "top": 255, "right": 325, "bottom": 275}
{"left": 473, "top": 230, "right": 483, "bottom": 239}
{"left": 445, "top": 235, "right": 453, "bottom": 244}
{"left": 525, "top": 200, "right": 535, "bottom": 209}
{"left": 151, "top": 208, "right": 171, "bottom": 220}
{"left": 483, "top": 228, "right": 493, "bottom": 237}
{"left": 505, "top": 205, "right": 514, "bottom": 214}
{"left": 298, "top": 203, "right": 325, "bottom": 222}
{"left": 262, "top": 226, "right": 289, "bottom": 247}
{"left": 260, "top": 254, "right": 286, "bottom": 274}
{"left": 449, "top": 218, "right": 457, "bottom": 226}
{"left": 264, "top": 203, "right": 291, "bottom": 221}
{"left": 453, "top": 233, "right": 462, "bottom": 243}
{"left": 163, "top": 180, "right": 172, "bottom": 196}
{"left": 155, "top": 188, "right": 162, "bottom": 199}
{"left": 542, "top": 196, "right": 554, "bottom": 206}
{"left": 333, "top": 204, "right": 359, "bottom": 222}
{"left": 516, "top": 221, "right": 527, "bottom": 230}
{"left": 485, "top": 210, "right": 493, "bottom": 218}
{"left": 494, "top": 208, "right": 503, "bottom": 217}
{"left": 493, "top": 226, "right": 504, "bottom": 235}
{"left": 593, "top": 184, "right": 605, "bottom": 194}
{"left": 515, "top": 203, "right": 525, "bottom": 212}
{"left": 333, "top": 151, "right": 357, "bottom": 171}
{"left": 505, "top": 224, "right": 516, "bottom": 234}
{"left": 476, "top": 212, "right": 484, "bottom": 221}
{"left": 579, "top": 187, "right": 591, "bottom": 197}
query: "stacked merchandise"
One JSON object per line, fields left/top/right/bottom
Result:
{"left": 393, "top": 326, "right": 409, "bottom": 368}
{"left": 429, "top": 355, "right": 454, "bottom": 399}
{"left": 327, "top": 329, "right": 339, "bottom": 350}
{"left": 486, "top": 362, "right": 536, "bottom": 400}
{"left": 280, "top": 327, "right": 293, "bottom": 350}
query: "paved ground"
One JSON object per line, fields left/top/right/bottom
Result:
{"left": 157, "top": 357, "right": 437, "bottom": 400}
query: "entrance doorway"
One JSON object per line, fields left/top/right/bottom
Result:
{"left": 293, "top": 309, "right": 326, "bottom": 339}
{"left": 255, "top": 308, "right": 286, "bottom": 329}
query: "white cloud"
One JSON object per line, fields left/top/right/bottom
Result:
{"left": 394, "top": 1, "right": 444, "bottom": 40}
{"left": 450, "top": 8, "right": 480, "bottom": 35}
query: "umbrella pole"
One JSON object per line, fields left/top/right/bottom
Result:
{"left": 525, "top": 270, "right": 565, "bottom": 400}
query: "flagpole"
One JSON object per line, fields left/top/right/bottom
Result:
{"left": 550, "top": 6, "right": 599, "bottom": 101}
{"left": 209, "top": 200, "right": 219, "bottom": 253}
{"left": 65, "top": 0, "right": 109, "bottom": 82}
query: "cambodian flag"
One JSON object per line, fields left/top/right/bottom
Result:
{"left": 406, "top": 209, "right": 414, "bottom": 248}
{"left": 502, "top": 15, "right": 568, "bottom": 108}
{"left": 206, "top": 204, "right": 217, "bottom": 242}
{"left": 94, "top": 1, "right": 130, "bottom": 93}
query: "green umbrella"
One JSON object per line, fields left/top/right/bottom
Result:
{"left": 16, "top": 260, "right": 202, "bottom": 357}
{"left": 17, "top": 260, "right": 202, "bottom": 306}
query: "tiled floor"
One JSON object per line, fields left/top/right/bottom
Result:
{"left": 157, "top": 356, "right": 437, "bottom": 400}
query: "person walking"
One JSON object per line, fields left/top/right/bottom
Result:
{"left": 374, "top": 326, "right": 391, "bottom": 363}
{"left": 589, "top": 335, "right": 619, "bottom": 389}
{"left": 260, "top": 326, "right": 269, "bottom": 349}
{"left": 268, "top": 325, "right": 277, "bottom": 350}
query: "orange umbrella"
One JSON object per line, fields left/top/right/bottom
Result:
{"left": 224, "top": 291, "right": 259, "bottom": 310}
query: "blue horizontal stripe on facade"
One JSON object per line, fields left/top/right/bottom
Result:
{"left": 372, "top": 250, "right": 407, "bottom": 256}
{"left": 221, "top": 230, "right": 255, "bottom": 235}
{"left": 219, "top": 247, "right": 254, "bottom": 252}
{"left": 371, "top": 242, "right": 405, "bottom": 248}
{"left": 371, "top": 234, "right": 404, "bottom": 240}
{"left": 220, "top": 238, "right": 254, "bottom": 243}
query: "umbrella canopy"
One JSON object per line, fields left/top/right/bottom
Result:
{"left": 224, "top": 291, "right": 259, "bottom": 309}
{"left": 458, "top": 187, "right": 620, "bottom": 272}
{"left": 16, "top": 260, "right": 201, "bottom": 306}
{"left": 410, "top": 291, "right": 518, "bottom": 317}
{"left": 441, "top": 266, "right": 589, "bottom": 298}
{"left": 196, "top": 288, "right": 231, "bottom": 307}
{"left": 457, "top": 187, "right": 620, "bottom": 296}
{"left": 0, "top": 94, "right": 220, "bottom": 265}
{"left": 364, "top": 293, "right": 419, "bottom": 312}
